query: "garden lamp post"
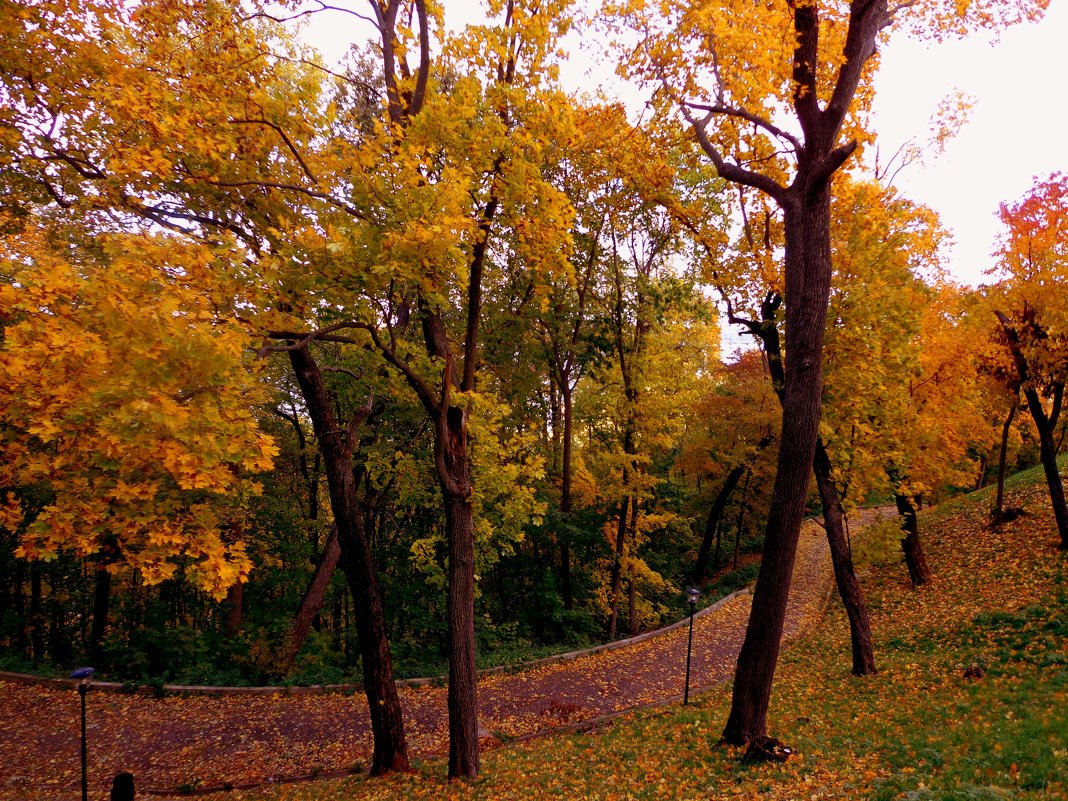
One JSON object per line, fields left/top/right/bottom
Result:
{"left": 684, "top": 587, "right": 699, "bottom": 705}
{"left": 70, "top": 666, "right": 94, "bottom": 801}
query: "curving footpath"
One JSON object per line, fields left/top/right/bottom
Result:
{"left": 0, "top": 511, "right": 890, "bottom": 800}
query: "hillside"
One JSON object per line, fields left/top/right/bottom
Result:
{"left": 235, "top": 466, "right": 1067, "bottom": 801}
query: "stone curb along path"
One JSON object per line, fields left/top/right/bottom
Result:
{"left": 0, "top": 511, "right": 892, "bottom": 800}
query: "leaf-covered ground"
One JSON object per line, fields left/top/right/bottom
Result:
{"left": 4, "top": 482, "right": 1066, "bottom": 800}
{"left": 215, "top": 470, "right": 1064, "bottom": 801}
{"left": 0, "top": 509, "right": 886, "bottom": 800}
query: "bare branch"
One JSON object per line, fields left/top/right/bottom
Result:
{"left": 241, "top": 2, "right": 378, "bottom": 29}
{"left": 681, "top": 104, "right": 789, "bottom": 203}
{"left": 410, "top": 0, "right": 431, "bottom": 116}
{"left": 259, "top": 323, "right": 366, "bottom": 357}
{"left": 683, "top": 101, "right": 801, "bottom": 151}
{"left": 822, "top": 0, "right": 891, "bottom": 142}
{"left": 791, "top": 0, "right": 821, "bottom": 136}
{"left": 361, "top": 320, "right": 442, "bottom": 417}
{"left": 229, "top": 118, "right": 319, "bottom": 184}
{"left": 133, "top": 201, "right": 262, "bottom": 254}
{"left": 184, "top": 175, "right": 368, "bottom": 220}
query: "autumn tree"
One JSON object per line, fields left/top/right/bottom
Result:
{"left": 575, "top": 286, "right": 719, "bottom": 636}
{"left": 684, "top": 350, "right": 779, "bottom": 586}
{"left": 0, "top": 0, "right": 420, "bottom": 772}
{"left": 0, "top": 221, "right": 276, "bottom": 659}
{"left": 822, "top": 179, "right": 943, "bottom": 588}
{"left": 527, "top": 104, "right": 632, "bottom": 613}
{"left": 615, "top": 0, "right": 1048, "bottom": 745}
{"left": 986, "top": 173, "right": 1068, "bottom": 549}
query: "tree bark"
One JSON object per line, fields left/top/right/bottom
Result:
{"left": 281, "top": 526, "right": 342, "bottom": 673}
{"left": 1030, "top": 388, "right": 1068, "bottom": 549}
{"left": 342, "top": 493, "right": 412, "bottom": 774}
{"left": 995, "top": 312, "right": 1068, "bottom": 548}
{"left": 994, "top": 403, "right": 1016, "bottom": 524}
{"left": 424, "top": 355, "right": 481, "bottom": 778}
{"left": 607, "top": 495, "right": 629, "bottom": 640}
{"left": 734, "top": 291, "right": 877, "bottom": 678}
{"left": 443, "top": 484, "right": 479, "bottom": 778}
{"left": 692, "top": 465, "right": 745, "bottom": 585}
{"left": 894, "top": 493, "right": 932, "bottom": 586}
{"left": 288, "top": 347, "right": 409, "bottom": 775}
{"left": 814, "top": 441, "right": 876, "bottom": 675}
{"left": 722, "top": 176, "right": 835, "bottom": 745}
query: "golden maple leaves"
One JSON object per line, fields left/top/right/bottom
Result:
{"left": 0, "top": 225, "right": 276, "bottom": 597}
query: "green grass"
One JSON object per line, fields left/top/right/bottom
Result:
{"left": 219, "top": 463, "right": 1068, "bottom": 800}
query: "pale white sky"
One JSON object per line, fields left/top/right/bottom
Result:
{"left": 871, "top": 0, "right": 1068, "bottom": 286}
{"left": 301, "top": 0, "right": 1067, "bottom": 287}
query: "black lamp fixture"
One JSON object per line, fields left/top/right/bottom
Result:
{"left": 683, "top": 588, "right": 699, "bottom": 705}
{"left": 70, "top": 666, "right": 95, "bottom": 801}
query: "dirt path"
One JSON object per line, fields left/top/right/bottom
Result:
{"left": 0, "top": 511, "right": 891, "bottom": 800}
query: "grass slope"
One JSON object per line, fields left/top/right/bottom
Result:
{"left": 227, "top": 466, "right": 1068, "bottom": 801}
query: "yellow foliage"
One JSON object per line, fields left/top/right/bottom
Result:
{"left": 0, "top": 223, "right": 274, "bottom": 598}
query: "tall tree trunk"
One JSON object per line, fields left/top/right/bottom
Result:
{"left": 994, "top": 403, "right": 1017, "bottom": 523}
{"left": 1031, "top": 395, "right": 1068, "bottom": 549}
{"left": 426, "top": 380, "right": 480, "bottom": 778}
{"left": 814, "top": 441, "right": 876, "bottom": 675}
{"left": 443, "top": 486, "right": 479, "bottom": 778}
{"left": 559, "top": 383, "right": 574, "bottom": 610}
{"left": 722, "top": 176, "right": 834, "bottom": 746}
{"left": 692, "top": 465, "right": 745, "bottom": 584}
{"left": 685, "top": 0, "right": 889, "bottom": 747}
{"left": 994, "top": 312, "right": 1068, "bottom": 548}
{"left": 288, "top": 347, "right": 409, "bottom": 775}
{"left": 895, "top": 493, "right": 932, "bottom": 586}
{"left": 628, "top": 568, "right": 637, "bottom": 637}
{"left": 374, "top": 298, "right": 485, "bottom": 777}
{"left": 281, "top": 526, "right": 342, "bottom": 673}
{"left": 737, "top": 291, "right": 877, "bottom": 679}
{"left": 607, "top": 495, "right": 628, "bottom": 640}
{"left": 343, "top": 496, "right": 412, "bottom": 774}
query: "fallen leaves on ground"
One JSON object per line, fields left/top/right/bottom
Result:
{"left": 0, "top": 512, "right": 863, "bottom": 799}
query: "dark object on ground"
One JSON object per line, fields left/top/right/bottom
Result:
{"left": 963, "top": 665, "right": 985, "bottom": 680}
{"left": 742, "top": 735, "right": 794, "bottom": 763}
{"left": 992, "top": 506, "right": 1026, "bottom": 524}
{"left": 111, "top": 772, "right": 134, "bottom": 801}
